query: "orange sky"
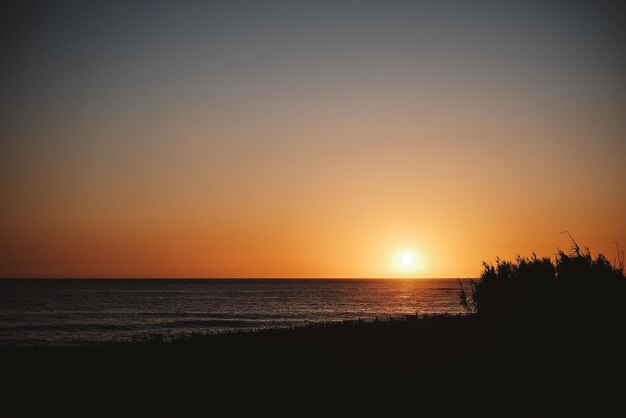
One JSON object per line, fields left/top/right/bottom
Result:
{"left": 1, "top": 1, "right": 624, "bottom": 278}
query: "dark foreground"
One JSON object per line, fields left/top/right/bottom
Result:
{"left": 3, "top": 314, "right": 623, "bottom": 376}
{"left": 2, "top": 314, "right": 624, "bottom": 411}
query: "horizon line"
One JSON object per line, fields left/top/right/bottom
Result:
{"left": 0, "top": 276, "right": 472, "bottom": 280}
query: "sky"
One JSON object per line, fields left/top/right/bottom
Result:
{"left": 1, "top": 0, "right": 624, "bottom": 278}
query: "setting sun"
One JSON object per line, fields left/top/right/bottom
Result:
{"left": 392, "top": 249, "right": 423, "bottom": 276}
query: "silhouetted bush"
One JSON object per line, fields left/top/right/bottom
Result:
{"left": 460, "top": 240, "right": 625, "bottom": 322}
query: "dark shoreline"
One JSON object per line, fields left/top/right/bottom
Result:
{"left": 0, "top": 313, "right": 472, "bottom": 354}
{"left": 0, "top": 313, "right": 468, "bottom": 349}
{"left": 3, "top": 313, "right": 621, "bottom": 375}
{"left": 2, "top": 312, "right": 624, "bottom": 409}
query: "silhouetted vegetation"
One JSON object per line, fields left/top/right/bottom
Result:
{"left": 460, "top": 236, "right": 625, "bottom": 321}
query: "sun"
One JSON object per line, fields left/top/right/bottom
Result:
{"left": 401, "top": 254, "right": 415, "bottom": 265}
{"left": 392, "top": 249, "right": 423, "bottom": 275}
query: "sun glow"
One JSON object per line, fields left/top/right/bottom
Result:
{"left": 392, "top": 249, "right": 423, "bottom": 276}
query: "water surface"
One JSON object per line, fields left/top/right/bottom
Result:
{"left": 0, "top": 279, "right": 468, "bottom": 345}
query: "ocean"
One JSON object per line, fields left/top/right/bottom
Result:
{"left": 0, "top": 278, "right": 469, "bottom": 345}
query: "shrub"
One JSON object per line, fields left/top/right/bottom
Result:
{"left": 459, "top": 239, "right": 625, "bottom": 321}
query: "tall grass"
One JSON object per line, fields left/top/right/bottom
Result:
{"left": 459, "top": 239, "right": 625, "bottom": 320}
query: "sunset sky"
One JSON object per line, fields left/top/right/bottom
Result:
{"left": 1, "top": 0, "right": 624, "bottom": 278}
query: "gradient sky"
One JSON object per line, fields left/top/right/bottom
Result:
{"left": 1, "top": 0, "right": 624, "bottom": 278}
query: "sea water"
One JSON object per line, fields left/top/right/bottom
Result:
{"left": 0, "top": 278, "right": 470, "bottom": 345}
